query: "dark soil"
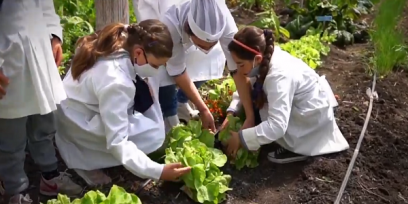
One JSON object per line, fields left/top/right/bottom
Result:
{"left": 2, "top": 1, "right": 408, "bottom": 204}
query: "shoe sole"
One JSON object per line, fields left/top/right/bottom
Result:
{"left": 267, "top": 155, "right": 309, "bottom": 164}
{"left": 74, "top": 169, "right": 111, "bottom": 186}
{"left": 40, "top": 190, "right": 58, "bottom": 197}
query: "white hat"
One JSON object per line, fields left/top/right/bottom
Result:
{"left": 188, "top": 0, "right": 227, "bottom": 42}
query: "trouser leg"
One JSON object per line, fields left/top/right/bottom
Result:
{"left": 0, "top": 117, "right": 29, "bottom": 195}
{"left": 26, "top": 113, "right": 58, "bottom": 173}
{"left": 176, "top": 80, "right": 207, "bottom": 103}
{"left": 159, "top": 85, "right": 178, "bottom": 117}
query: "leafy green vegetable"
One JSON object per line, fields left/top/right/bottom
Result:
{"left": 279, "top": 32, "right": 335, "bottom": 69}
{"left": 44, "top": 185, "right": 142, "bottom": 204}
{"left": 218, "top": 115, "right": 259, "bottom": 170}
{"left": 165, "top": 120, "right": 232, "bottom": 203}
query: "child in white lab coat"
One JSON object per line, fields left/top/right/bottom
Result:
{"left": 222, "top": 26, "right": 349, "bottom": 163}
{"left": 0, "top": 1, "right": 82, "bottom": 203}
{"left": 55, "top": 20, "right": 191, "bottom": 186}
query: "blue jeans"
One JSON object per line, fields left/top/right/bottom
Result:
{"left": 159, "top": 81, "right": 206, "bottom": 117}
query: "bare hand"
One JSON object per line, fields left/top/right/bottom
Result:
{"left": 0, "top": 70, "right": 9, "bottom": 100}
{"left": 226, "top": 131, "right": 242, "bottom": 159}
{"left": 51, "top": 37, "right": 63, "bottom": 67}
{"left": 241, "top": 118, "right": 255, "bottom": 130}
{"left": 220, "top": 112, "right": 234, "bottom": 130}
{"left": 200, "top": 109, "right": 216, "bottom": 132}
{"left": 160, "top": 163, "right": 191, "bottom": 182}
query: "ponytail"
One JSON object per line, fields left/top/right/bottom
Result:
{"left": 255, "top": 29, "right": 274, "bottom": 109}
{"left": 71, "top": 19, "right": 173, "bottom": 80}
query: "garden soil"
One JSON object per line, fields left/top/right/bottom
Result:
{"left": 2, "top": 2, "right": 408, "bottom": 204}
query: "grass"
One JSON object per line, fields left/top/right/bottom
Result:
{"left": 370, "top": 0, "right": 407, "bottom": 76}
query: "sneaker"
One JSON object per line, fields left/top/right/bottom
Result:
{"left": 267, "top": 147, "right": 309, "bottom": 164}
{"left": 177, "top": 102, "right": 199, "bottom": 123}
{"left": 74, "top": 169, "right": 111, "bottom": 187}
{"left": 8, "top": 194, "right": 32, "bottom": 204}
{"left": 40, "top": 172, "right": 82, "bottom": 197}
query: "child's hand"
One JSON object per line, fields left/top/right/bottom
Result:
{"left": 0, "top": 70, "right": 9, "bottom": 100}
{"left": 160, "top": 163, "right": 191, "bottom": 182}
{"left": 220, "top": 112, "right": 234, "bottom": 130}
{"left": 226, "top": 131, "right": 242, "bottom": 159}
{"left": 51, "top": 37, "right": 63, "bottom": 67}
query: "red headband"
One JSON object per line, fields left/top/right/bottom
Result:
{"left": 232, "top": 39, "right": 261, "bottom": 56}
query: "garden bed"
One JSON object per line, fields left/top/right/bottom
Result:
{"left": 2, "top": 1, "right": 408, "bottom": 204}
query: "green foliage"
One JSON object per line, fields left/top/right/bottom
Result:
{"left": 285, "top": 0, "right": 373, "bottom": 45}
{"left": 279, "top": 30, "right": 336, "bottom": 69}
{"left": 165, "top": 120, "right": 232, "bottom": 203}
{"left": 53, "top": 0, "right": 137, "bottom": 74}
{"left": 370, "top": 0, "right": 407, "bottom": 76}
{"left": 252, "top": 10, "right": 291, "bottom": 40}
{"left": 218, "top": 115, "right": 259, "bottom": 170}
{"left": 45, "top": 185, "right": 142, "bottom": 204}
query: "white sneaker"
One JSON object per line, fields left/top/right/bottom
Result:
{"left": 8, "top": 194, "right": 32, "bottom": 204}
{"left": 177, "top": 102, "right": 199, "bottom": 123}
{"left": 40, "top": 172, "right": 83, "bottom": 196}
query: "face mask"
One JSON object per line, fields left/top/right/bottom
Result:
{"left": 248, "top": 58, "right": 260, "bottom": 77}
{"left": 134, "top": 49, "right": 159, "bottom": 78}
{"left": 134, "top": 63, "right": 158, "bottom": 78}
{"left": 190, "top": 37, "right": 212, "bottom": 54}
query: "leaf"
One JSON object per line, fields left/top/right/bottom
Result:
{"left": 198, "top": 129, "right": 215, "bottom": 148}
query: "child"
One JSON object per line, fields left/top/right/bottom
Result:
{"left": 55, "top": 20, "right": 191, "bottom": 186}
{"left": 155, "top": 0, "right": 239, "bottom": 131}
{"left": 0, "top": 1, "right": 82, "bottom": 203}
{"left": 222, "top": 26, "right": 349, "bottom": 163}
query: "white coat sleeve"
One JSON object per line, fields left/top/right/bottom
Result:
{"left": 219, "top": 11, "right": 238, "bottom": 71}
{"left": 95, "top": 79, "right": 164, "bottom": 180}
{"left": 239, "top": 72, "right": 296, "bottom": 151}
{"left": 41, "top": 0, "right": 63, "bottom": 41}
{"left": 160, "top": 16, "right": 186, "bottom": 76}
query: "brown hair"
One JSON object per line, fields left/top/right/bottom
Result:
{"left": 228, "top": 26, "right": 275, "bottom": 109}
{"left": 71, "top": 19, "right": 173, "bottom": 80}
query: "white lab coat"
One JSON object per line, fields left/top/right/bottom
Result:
{"left": 55, "top": 52, "right": 165, "bottom": 180}
{"left": 228, "top": 47, "right": 349, "bottom": 156}
{"left": 0, "top": 0, "right": 66, "bottom": 119}
{"left": 134, "top": 0, "right": 236, "bottom": 86}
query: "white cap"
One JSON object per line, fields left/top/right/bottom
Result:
{"left": 188, "top": 0, "right": 227, "bottom": 42}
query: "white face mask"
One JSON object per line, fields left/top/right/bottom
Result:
{"left": 134, "top": 63, "right": 158, "bottom": 78}
{"left": 248, "top": 58, "right": 260, "bottom": 77}
{"left": 190, "top": 37, "right": 213, "bottom": 54}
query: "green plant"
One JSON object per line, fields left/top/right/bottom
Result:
{"left": 45, "top": 185, "right": 142, "bottom": 204}
{"left": 53, "top": 0, "right": 137, "bottom": 75}
{"left": 204, "top": 78, "right": 236, "bottom": 120}
{"left": 251, "top": 3, "right": 291, "bottom": 40}
{"left": 165, "top": 121, "right": 232, "bottom": 203}
{"left": 286, "top": 0, "right": 373, "bottom": 44}
{"left": 370, "top": 0, "right": 407, "bottom": 76}
{"left": 218, "top": 115, "right": 259, "bottom": 170}
{"left": 279, "top": 31, "right": 336, "bottom": 69}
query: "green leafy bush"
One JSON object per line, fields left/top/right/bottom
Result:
{"left": 45, "top": 185, "right": 142, "bottom": 204}
{"left": 218, "top": 115, "right": 259, "bottom": 170}
{"left": 165, "top": 121, "right": 232, "bottom": 203}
